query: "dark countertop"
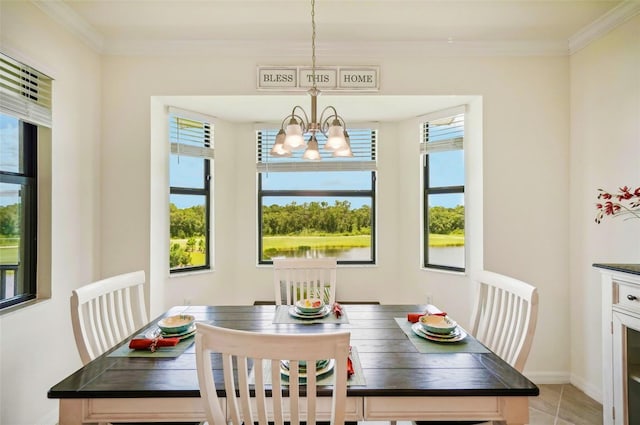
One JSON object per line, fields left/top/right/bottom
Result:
{"left": 593, "top": 263, "right": 640, "bottom": 276}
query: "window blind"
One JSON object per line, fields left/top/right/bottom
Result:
{"left": 256, "top": 128, "right": 377, "bottom": 172}
{"left": 168, "top": 106, "right": 214, "bottom": 160}
{"left": 420, "top": 108, "right": 465, "bottom": 154}
{"left": 0, "top": 53, "right": 52, "bottom": 127}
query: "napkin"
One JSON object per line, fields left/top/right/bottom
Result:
{"left": 407, "top": 304, "right": 447, "bottom": 323}
{"left": 128, "top": 336, "right": 180, "bottom": 351}
{"left": 333, "top": 302, "right": 343, "bottom": 318}
{"left": 347, "top": 346, "right": 355, "bottom": 378}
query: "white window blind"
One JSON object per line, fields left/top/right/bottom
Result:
{"left": 168, "top": 106, "right": 214, "bottom": 160}
{"left": 256, "top": 128, "right": 377, "bottom": 172}
{"left": 0, "top": 53, "right": 52, "bottom": 128}
{"left": 420, "top": 107, "right": 465, "bottom": 154}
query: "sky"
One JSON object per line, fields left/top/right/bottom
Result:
{"left": 170, "top": 124, "right": 464, "bottom": 210}
{"left": 1, "top": 114, "right": 464, "bottom": 209}
{"left": 0, "top": 114, "right": 20, "bottom": 207}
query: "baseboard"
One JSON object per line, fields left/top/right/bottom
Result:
{"left": 522, "top": 370, "right": 571, "bottom": 384}
{"left": 569, "top": 372, "right": 603, "bottom": 404}
{"left": 35, "top": 408, "right": 58, "bottom": 425}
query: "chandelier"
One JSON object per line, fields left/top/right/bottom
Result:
{"left": 270, "top": 0, "right": 352, "bottom": 160}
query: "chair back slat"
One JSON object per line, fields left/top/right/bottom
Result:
{"left": 196, "top": 323, "right": 349, "bottom": 425}
{"left": 470, "top": 270, "right": 538, "bottom": 372}
{"left": 273, "top": 258, "right": 337, "bottom": 306}
{"left": 71, "top": 270, "right": 147, "bottom": 365}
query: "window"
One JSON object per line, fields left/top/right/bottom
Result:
{"left": 0, "top": 52, "right": 51, "bottom": 310}
{"left": 257, "top": 128, "right": 377, "bottom": 265}
{"left": 168, "top": 108, "right": 214, "bottom": 273}
{"left": 422, "top": 110, "right": 465, "bottom": 271}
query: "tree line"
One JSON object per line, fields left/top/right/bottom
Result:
{"left": 0, "top": 204, "right": 19, "bottom": 236}
{"left": 428, "top": 205, "right": 465, "bottom": 234}
{"left": 262, "top": 201, "right": 371, "bottom": 236}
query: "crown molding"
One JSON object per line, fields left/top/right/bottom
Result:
{"left": 32, "top": 0, "right": 637, "bottom": 58}
{"left": 101, "top": 39, "right": 570, "bottom": 58}
{"left": 569, "top": 0, "right": 640, "bottom": 55}
{"left": 31, "top": 0, "right": 104, "bottom": 53}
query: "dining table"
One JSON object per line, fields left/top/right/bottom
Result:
{"left": 48, "top": 303, "right": 539, "bottom": 424}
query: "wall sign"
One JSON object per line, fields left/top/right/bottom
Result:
{"left": 257, "top": 66, "right": 379, "bottom": 91}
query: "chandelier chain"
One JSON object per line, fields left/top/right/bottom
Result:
{"left": 311, "top": 0, "right": 316, "bottom": 89}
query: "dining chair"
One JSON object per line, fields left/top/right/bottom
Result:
{"left": 273, "top": 257, "right": 337, "bottom": 306}
{"left": 469, "top": 270, "right": 539, "bottom": 374}
{"left": 71, "top": 270, "right": 148, "bottom": 365}
{"left": 416, "top": 270, "right": 539, "bottom": 425}
{"left": 195, "top": 322, "right": 350, "bottom": 425}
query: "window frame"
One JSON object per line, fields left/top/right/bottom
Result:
{"left": 168, "top": 117, "right": 212, "bottom": 274}
{"left": 421, "top": 110, "right": 466, "bottom": 272}
{"left": 257, "top": 170, "right": 377, "bottom": 265}
{"left": 256, "top": 127, "right": 378, "bottom": 266}
{"left": 0, "top": 117, "right": 38, "bottom": 310}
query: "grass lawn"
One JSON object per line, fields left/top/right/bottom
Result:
{"left": 263, "top": 233, "right": 464, "bottom": 250}
{"left": 170, "top": 237, "right": 206, "bottom": 266}
{"left": 264, "top": 235, "right": 370, "bottom": 250}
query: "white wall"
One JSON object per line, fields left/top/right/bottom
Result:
{"left": 100, "top": 52, "right": 571, "bottom": 384}
{"left": 0, "top": 2, "right": 102, "bottom": 425}
{"left": 2, "top": 3, "right": 637, "bottom": 424}
{"left": 569, "top": 14, "right": 640, "bottom": 401}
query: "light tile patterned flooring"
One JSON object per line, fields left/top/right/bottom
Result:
{"left": 360, "top": 384, "right": 603, "bottom": 425}
{"left": 528, "top": 384, "right": 603, "bottom": 425}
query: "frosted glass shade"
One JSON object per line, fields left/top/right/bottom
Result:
{"left": 302, "top": 136, "right": 321, "bottom": 160}
{"left": 284, "top": 122, "right": 305, "bottom": 150}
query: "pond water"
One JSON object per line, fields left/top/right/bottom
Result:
{"left": 266, "top": 246, "right": 464, "bottom": 267}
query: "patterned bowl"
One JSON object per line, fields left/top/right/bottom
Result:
{"left": 295, "top": 298, "right": 324, "bottom": 314}
{"left": 158, "top": 314, "right": 195, "bottom": 334}
{"left": 419, "top": 314, "right": 457, "bottom": 335}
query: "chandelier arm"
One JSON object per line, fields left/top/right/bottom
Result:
{"left": 318, "top": 107, "right": 346, "bottom": 134}
{"left": 291, "top": 106, "right": 311, "bottom": 133}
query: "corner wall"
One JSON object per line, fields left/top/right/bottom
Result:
{"left": 569, "top": 14, "right": 640, "bottom": 401}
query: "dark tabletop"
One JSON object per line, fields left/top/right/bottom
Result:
{"left": 48, "top": 304, "right": 539, "bottom": 399}
{"left": 593, "top": 263, "right": 640, "bottom": 276}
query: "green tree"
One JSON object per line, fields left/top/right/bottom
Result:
{"left": 170, "top": 243, "right": 191, "bottom": 268}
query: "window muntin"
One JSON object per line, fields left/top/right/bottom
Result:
{"left": 422, "top": 112, "right": 465, "bottom": 271}
{"left": 257, "top": 129, "right": 376, "bottom": 265}
{"left": 168, "top": 113, "right": 212, "bottom": 273}
{"left": 0, "top": 114, "right": 37, "bottom": 309}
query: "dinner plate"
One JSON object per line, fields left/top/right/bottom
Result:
{"left": 411, "top": 323, "right": 467, "bottom": 343}
{"left": 280, "top": 359, "right": 335, "bottom": 382}
{"left": 288, "top": 305, "right": 331, "bottom": 319}
{"left": 280, "top": 359, "right": 330, "bottom": 372}
{"left": 146, "top": 323, "right": 196, "bottom": 339}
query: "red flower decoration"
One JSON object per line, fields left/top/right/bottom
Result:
{"left": 595, "top": 186, "right": 640, "bottom": 223}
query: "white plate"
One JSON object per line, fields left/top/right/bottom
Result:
{"left": 411, "top": 323, "right": 467, "bottom": 342}
{"left": 288, "top": 305, "right": 331, "bottom": 319}
{"left": 280, "top": 359, "right": 335, "bottom": 382}
{"left": 146, "top": 323, "right": 196, "bottom": 339}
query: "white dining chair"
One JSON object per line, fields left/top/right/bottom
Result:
{"left": 71, "top": 270, "right": 148, "bottom": 365}
{"left": 273, "top": 257, "right": 337, "bottom": 306}
{"left": 470, "top": 270, "right": 539, "bottom": 374}
{"left": 415, "top": 270, "right": 539, "bottom": 425}
{"left": 195, "top": 322, "right": 350, "bottom": 425}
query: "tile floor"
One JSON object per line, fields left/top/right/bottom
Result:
{"left": 362, "top": 383, "right": 603, "bottom": 425}
{"left": 529, "top": 384, "right": 603, "bottom": 425}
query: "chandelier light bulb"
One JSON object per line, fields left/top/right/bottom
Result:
{"left": 284, "top": 120, "right": 305, "bottom": 150}
{"left": 332, "top": 131, "right": 353, "bottom": 157}
{"left": 302, "top": 136, "right": 321, "bottom": 160}
{"left": 324, "top": 118, "right": 346, "bottom": 151}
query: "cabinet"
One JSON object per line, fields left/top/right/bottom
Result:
{"left": 596, "top": 264, "right": 640, "bottom": 425}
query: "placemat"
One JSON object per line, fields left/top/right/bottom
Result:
{"left": 249, "top": 346, "right": 365, "bottom": 386}
{"left": 394, "top": 318, "right": 490, "bottom": 354}
{"left": 273, "top": 305, "right": 350, "bottom": 325}
{"left": 107, "top": 337, "right": 195, "bottom": 358}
